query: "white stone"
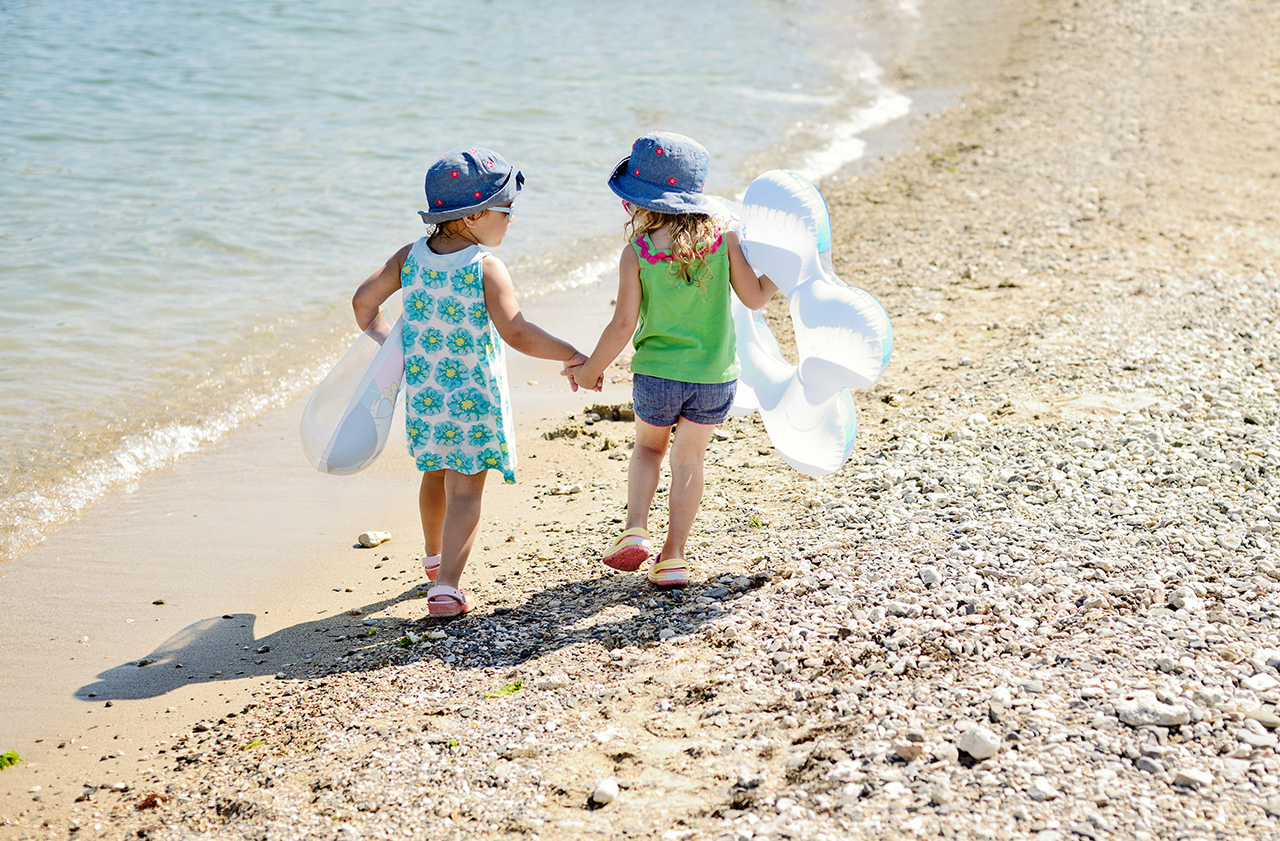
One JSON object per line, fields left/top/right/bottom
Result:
{"left": 1115, "top": 691, "right": 1190, "bottom": 727}
{"left": 357, "top": 530, "right": 391, "bottom": 548}
{"left": 1173, "top": 768, "right": 1214, "bottom": 788}
{"left": 957, "top": 726, "right": 1001, "bottom": 760}
{"left": 1027, "top": 778, "right": 1059, "bottom": 801}
{"left": 591, "top": 778, "right": 620, "bottom": 806}
{"left": 1243, "top": 673, "right": 1280, "bottom": 693}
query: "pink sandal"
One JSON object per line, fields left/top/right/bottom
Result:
{"left": 421, "top": 554, "right": 441, "bottom": 581}
{"left": 602, "top": 527, "right": 652, "bottom": 572}
{"left": 427, "top": 585, "right": 474, "bottom": 617}
{"left": 647, "top": 555, "right": 689, "bottom": 588}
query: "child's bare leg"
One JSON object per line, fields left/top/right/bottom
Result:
{"left": 419, "top": 470, "right": 446, "bottom": 556}
{"left": 433, "top": 469, "right": 489, "bottom": 590}
{"left": 627, "top": 419, "right": 673, "bottom": 532}
{"left": 660, "top": 418, "right": 717, "bottom": 560}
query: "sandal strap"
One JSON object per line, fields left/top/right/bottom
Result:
{"left": 650, "top": 557, "right": 687, "bottom": 573}
{"left": 612, "top": 527, "right": 650, "bottom": 544}
{"left": 427, "top": 584, "right": 465, "bottom": 601}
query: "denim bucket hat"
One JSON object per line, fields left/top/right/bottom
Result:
{"left": 418, "top": 147, "right": 524, "bottom": 223}
{"left": 608, "top": 132, "right": 711, "bottom": 215}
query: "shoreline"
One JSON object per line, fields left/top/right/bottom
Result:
{"left": 5, "top": 0, "right": 1280, "bottom": 837}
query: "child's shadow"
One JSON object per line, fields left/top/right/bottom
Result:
{"left": 76, "top": 571, "right": 768, "bottom": 702}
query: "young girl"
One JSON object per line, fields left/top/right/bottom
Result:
{"left": 353, "top": 147, "right": 586, "bottom": 617}
{"left": 568, "top": 132, "right": 776, "bottom": 588}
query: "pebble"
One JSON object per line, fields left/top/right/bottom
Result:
{"left": 356, "top": 531, "right": 392, "bottom": 548}
{"left": 957, "top": 726, "right": 1001, "bottom": 760}
{"left": 591, "top": 777, "right": 620, "bottom": 806}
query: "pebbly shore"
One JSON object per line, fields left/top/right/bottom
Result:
{"left": 4, "top": 0, "right": 1279, "bottom": 838}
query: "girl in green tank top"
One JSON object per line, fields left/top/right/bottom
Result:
{"left": 567, "top": 132, "right": 777, "bottom": 589}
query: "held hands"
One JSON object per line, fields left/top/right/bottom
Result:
{"left": 561, "top": 354, "right": 603, "bottom": 393}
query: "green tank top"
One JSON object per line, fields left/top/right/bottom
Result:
{"left": 630, "top": 228, "right": 739, "bottom": 384}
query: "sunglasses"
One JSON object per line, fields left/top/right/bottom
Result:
{"left": 487, "top": 204, "right": 515, "bottom": 220}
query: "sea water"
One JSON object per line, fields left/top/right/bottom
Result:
{"left": 0, "top": 0, "right": 914, "bottom": 561}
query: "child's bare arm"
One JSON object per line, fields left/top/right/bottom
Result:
{"left": 571, "top": 247, "right": 642, "bottom": 391}
{"left": 482, "top": 255, "right": 581, "bottom": 363}
{"left": 352, "top": 243, "right": 413, "bottom": 334}
{"left": 725, "top": 230, "right": 778, "bottom": 310}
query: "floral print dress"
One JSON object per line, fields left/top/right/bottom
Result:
{"left": 399, "top": 239, "right": 515, "bottom": 483}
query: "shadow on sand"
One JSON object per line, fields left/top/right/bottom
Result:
{"left": 77, "top": 570, "right": 768, "bottom": 702}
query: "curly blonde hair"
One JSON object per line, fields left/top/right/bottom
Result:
{"left": 625, "top": 207, "right": 720, "bottom": 286}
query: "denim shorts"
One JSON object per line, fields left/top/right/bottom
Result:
{"left": 632, "top": 373, "right": 737, "bottom": 427}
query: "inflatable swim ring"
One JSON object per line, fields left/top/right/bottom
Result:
{"left": 300, "top": 293, "right": 405, "bottom": 475}
{"left": 730, "top": 170, "right": 893, "bottom": 476}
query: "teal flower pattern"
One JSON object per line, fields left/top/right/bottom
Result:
{"left": 419, "top": 327, "right": 444, "bottom": 354}
{"left": 476, "top": 448, "right": 504, "bottom": 471}
{"left": 411, "top": 387, "right": 445, "bottom": 416}
{"left": 406, "top": 417, "right": 429, "bottom": 448}
{"left": 434, "top": 357, "right": 469, "bottom": 391}
{"left": 405, "top": 289, "right": 434, "bottom": 321}
{"left": 451, "top": 263, "right": 484, "bottom": 299}
{"left": 446, "top": 451, "right": 475, "bottom": 472}
{"left": 437, "top": 296, "right": 466, "bottom": 325}
{"left": 400, "top": 239, "right": 515, "bottom": 483}
{"left": 433, "top": 421, "right": 464, "bottom": 447}
{"left": 446, "top": 328, "right": 475, "bottom": 355}
{"left": 449, "top": 388, "right": 490, "bottom": 422}
{"left": 404, "top": 356, "right": 430, "bottom": 387}
{"left": 403, "top": 252, "right": 421, "bottom": 279}
{"left": 402, "top": 321, "right": 419, "bottom": 349}
{"left": 416, "top": 451, "right": 444, "bottom": 471}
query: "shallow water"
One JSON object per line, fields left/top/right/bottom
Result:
{"left": 0, "top": 0, "right": 915, "bottom": 560}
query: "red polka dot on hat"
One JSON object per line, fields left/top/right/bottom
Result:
{"left": 668, "top": 177, "right": 677, "bottom": 185}
{"left": 474, "top": 191, "right": 482, "bottom": 199}
{"left": 656, "top": 148, "right": 664, "bottom": 156}
{"left": 451, "top": 171, "right": 459, "bottom": 178}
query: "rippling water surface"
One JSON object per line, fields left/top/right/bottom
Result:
{"left": 0, "top": 0, "right": 913, "bottom": 560}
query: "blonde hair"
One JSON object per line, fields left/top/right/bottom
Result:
{"left": 625, "top": 207, "right": 719, "bottom": 286}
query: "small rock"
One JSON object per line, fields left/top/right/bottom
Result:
{"left": 918, "top": 566, "right": 943, "bottom": 586}
{"left": 1115, "top": 691, "right": 1190, "bottom": 727}
{"left": 357, "top": 531, "right": 392, "bottom": 548}
{"left": 1134, "top": 756, "right": 1165, "bottom": 775}
{"left": 894, "top": 741, "right": 925, "bottom": 761}
{"left": 932, "top": 742, "right": 960, "bottom": 764}
{"left": 1243, "top": 673, "right": 1280, "bottom": 693}
{"left": 827, "top": 761, "right": 862, "bottom": 783}
{"left": 1027, "top": 777, "right": 1059, "bottom": 801}
{"left": 1173, "top": 768, "right": 1214, "bottom": 788}
{"left": 1237, "top": 729, "right": 1278, "bottom": 748}
{"left": 957, "top": 726, "right": 1001, "bottom": 760}
{"left": 591, "top": 777, "right": 620, "bottom": 806}
{"left": 1246, "top": 709, "right": 1280, "bottom": 729}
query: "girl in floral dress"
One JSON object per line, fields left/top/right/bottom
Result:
{"left": 353, "top": 147, "right": 585, "bottom": 616}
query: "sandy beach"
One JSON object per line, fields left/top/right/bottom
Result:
{"left": 3, "top": 0, "right": 1279, "bottom": 837}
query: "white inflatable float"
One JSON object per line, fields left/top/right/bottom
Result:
{"left": 301, "top": 171, "right": 891, "bottom": 478}
{"left": 300, "top": 293, "right": 405, "bottom": 475}
{"left": 729, "top": 170, "right": 893, "bottom": 476}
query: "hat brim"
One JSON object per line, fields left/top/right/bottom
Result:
{"left": 418, "top": 170, "right": 525, "bottom": 223}
{"left": 607, "top": 157, "right": 712, "bottom": 215}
